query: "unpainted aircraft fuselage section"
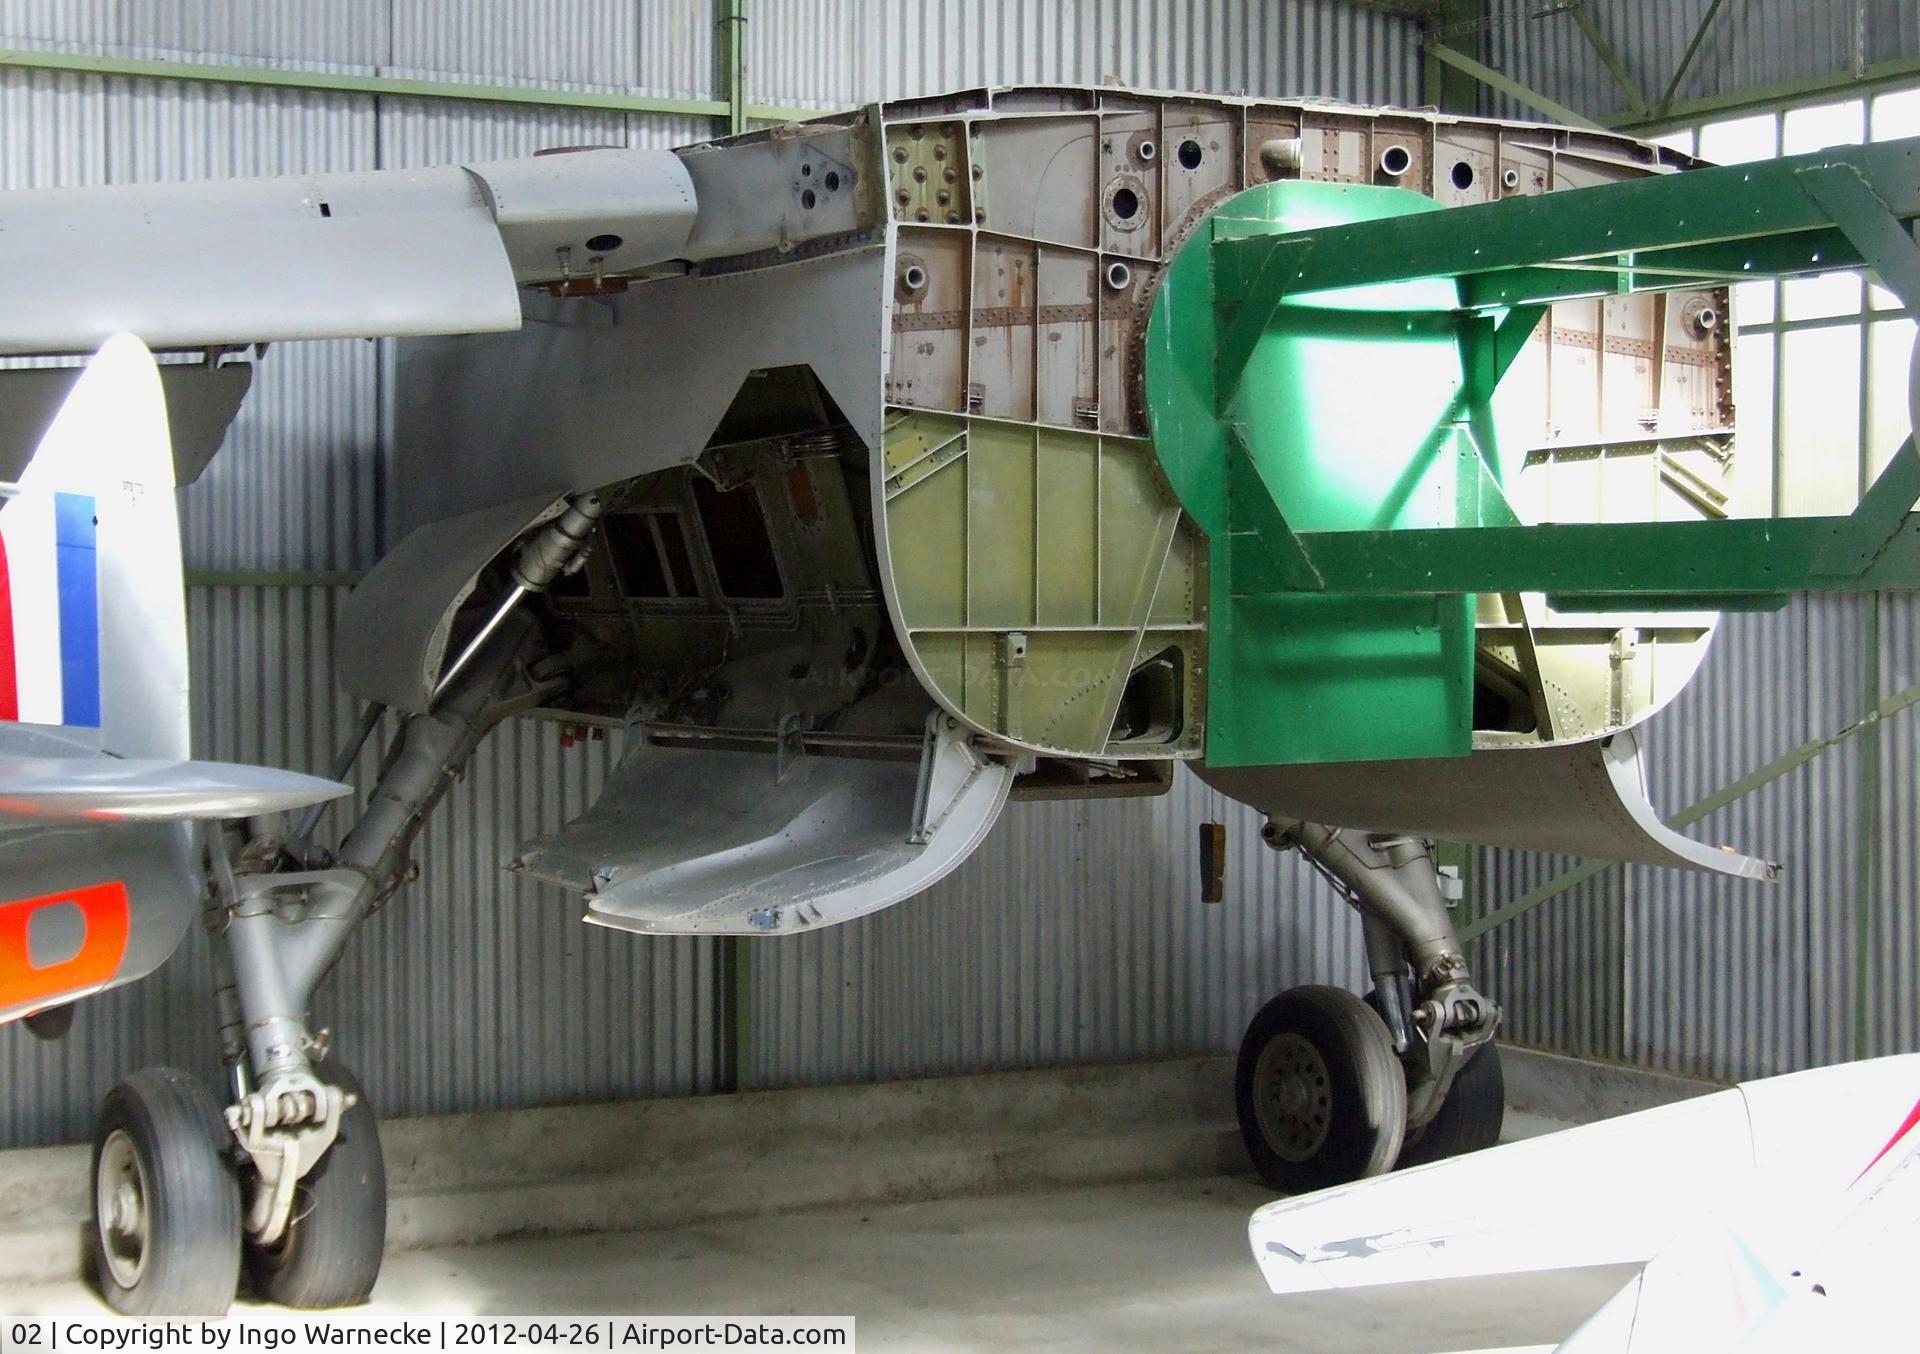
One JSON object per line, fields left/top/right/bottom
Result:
{"left": 2, "top": 83, "right": 1866, "bottom": 1316}
{"left": 377, "top": 87, "right": 1737, "bottom": 826}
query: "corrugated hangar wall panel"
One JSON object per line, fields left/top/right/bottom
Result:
{"left": 103, "top": 77, "right": 384, "bottom": 572}
{"left": 747, "top": 0, "right": 1420, "bottom": 110}
{"left": 1626, "top": 599, "right": 1862, "bottom": 1082}
{"left": 0, "top": 589, "right": 720, "bottom": 1147}
{"left": 1469, "top": 851, "right": 1625, "bottom": 1064}
{"left": 384, "top": 0, "right": 710, "bottom": 96}
{"left": 1475, "top": 595, "right": 1920, "bottom": 1084}
{"left": 750, "top": 769, "right": 1366, "bottom": 1088}
{"left": 1478, "top": 0, "right": 1919, "bottom": 124}
{"left": 113, "top": 0, "right": 390, "bottom": 68}
{"left": 0, "top": 68, "right": 104, "bottom": 187}
{"left": 0, "top": 0, "right": 112, "bottom": 48}
{"left": 1874, "top": 593, "right": 1920, "bottom": 1060}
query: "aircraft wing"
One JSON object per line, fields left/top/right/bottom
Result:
{"left": 0, "top": 756, "right": 349, "bottom": 822}
{"left": 0, "top": 148, "right": 697, "bottom": 356}
{"left": 1247, "top": 1055, "right": 1920, "bottom": 1297}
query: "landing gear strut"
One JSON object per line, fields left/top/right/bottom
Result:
{"left": 87, "top": 496, "right": 599, "bottom": 1316}
{"left": 1236, "top": 819, "right": 1502, "bottom": 1192}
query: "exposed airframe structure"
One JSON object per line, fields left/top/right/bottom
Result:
{"left": 4, "top": 84, "right": 1920, "bottom": 1317}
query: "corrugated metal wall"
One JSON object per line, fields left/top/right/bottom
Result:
{"left": 0, "top": 0, "right": 1415, "bottom": 1147}
{"left": 1477, "top": 591, "right": 1920, "bottom": 1085}
{"left": 1473, "top": 0, "right": 1920, "bottom": 125}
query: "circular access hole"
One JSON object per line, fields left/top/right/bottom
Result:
{"left": 800, "top": 162, "right": 812, "bottom": 177}
{"left": 585, "top": 233, "right": 623, "bottom": 252}
{"left": 800, "top": 188, "right": 817, "bottom": 210}
{"left": 1451, "top": 160, "right": 1476, "bottom": 191}
{"left": 1105, "top": 260, "right": 1132, "bottom": 291}
{"left": 1137, "top": 139, "right": 1157, "bottom": 163}
{"left": 1177, "top": 139, "right": 1203, "bottom": 170}
{"left": 824, "top": 170, "right": 841, "bottom": 192}
{"left": 1379, "top": 145, "right": 1410, "bottom": 177}
{"left": 1110, "top": 186, "right": 1140, "bottom": 220}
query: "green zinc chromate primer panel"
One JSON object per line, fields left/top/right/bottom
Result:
{"left": 1145, "top": 181, "right": 1480, "bottom": 768}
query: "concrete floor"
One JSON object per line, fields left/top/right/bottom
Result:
{"left": 2, "top": 1173, "right": 1634, "bottom": 1353}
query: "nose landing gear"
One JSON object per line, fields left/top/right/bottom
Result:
{"left": 1236, "top": 821, "right": 1504, "bottom": 1193}
{"left": 1236, "top": 985, "right": 1406, "bottom": 1193}
{"left": 242, "top": 1062, "right": 386, "bottom": 1309}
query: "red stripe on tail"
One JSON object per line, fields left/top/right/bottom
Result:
{"left": 1853, "top": 1094, "right": 1920, "bottom": 1185}
{"left": 0, "top": 531, "right": 17, "bottom": 720}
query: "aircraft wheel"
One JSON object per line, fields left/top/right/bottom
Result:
{"left": 246, "top": 1063, "right": 387, "bottom": 1308}
{"left": 1236, "top": 985, "right": 1406, "bottom": 1193}
{"left": 1400, "top": 1038, "right": 1504, "bottom": 1167}
{"left": 89, "top": 1069, "right": 242, "bottom": 1317}
{"left": 1364, "top": 989, "right": 1506, "bottom": 1168}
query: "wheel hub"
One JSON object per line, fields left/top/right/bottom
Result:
{"left": 1252, "top": 1032, "right": 1333, "bottom": 1162}
{"left": 95, "top": 1129, "right": 150, "bottom": 1289}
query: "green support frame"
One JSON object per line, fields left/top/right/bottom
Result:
{"left": 1205, "top": 135, "right": 1920, "bottom": 607}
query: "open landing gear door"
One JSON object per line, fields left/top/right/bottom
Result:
{"left": 1202, "top": 726, "right": 1777, "bottom": 879}
{"left": 512, "top": 716, "right": 1015, "bottom": 935}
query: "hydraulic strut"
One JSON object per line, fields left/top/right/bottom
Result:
{"left": 206, "top": 495, "right": 602, "bottom": 1243}
{"left": 1266, "top": 817, "right": 1499, "bottom": 1128}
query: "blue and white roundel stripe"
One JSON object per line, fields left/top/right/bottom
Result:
{"left": 0, "top": 488, "right": 100, "bottom": 729}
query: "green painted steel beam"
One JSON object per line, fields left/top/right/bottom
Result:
{"left": 1272, "top": 494, "right": 1920, "bottom": 600}
{"left": 0, "top": 45, "right": 819, "bottom": 125}
{"left": 716, "top": 0, "right": 750, "bottom": 137}
{"left": 1612, "top": 54, "right": 1920, "bottom": 136}
{"left": 1184, "top": 138, "right": 1920, "bottom": 607}
{"left": 1650, "top": 0, "right": 1737, "bottom": 124}
{"left": 1569, "top": 2, "right": 1647, "bottom": 119}
{"left": 1420, "top": 41, "right": 1600, "bottom": 128}
{"left": 1214, "top": 135, "right": 1920, "bottom": 310}
{"left": 1335, "top": 0, "right": 1446, "bottom": 18}
{"left": 1421, "top": 0, "right": 1486, "bottom": 115}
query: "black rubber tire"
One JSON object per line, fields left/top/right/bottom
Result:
{"left": 1400, "top": 1038, "right": 1505, "bottom": 1168}
{"left": 1235, "top": 985, "right": 1407, "bottom": 1194}
{"left": 245, "top": 1063, "right": 387, "bottom": 1308}
{"left": 88, "top": 1068, "right": 242, "bottom": 1317}
{"left": 1363, "top": 989, "right": 1506, "bottom": 1168}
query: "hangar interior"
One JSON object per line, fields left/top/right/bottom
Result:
{"left": 2, "top": 0, "right": 1919, "bottom": 1345}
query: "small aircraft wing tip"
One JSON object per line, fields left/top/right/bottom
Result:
{"left": 0, "top": 756, "right": 354, "bottom": 821}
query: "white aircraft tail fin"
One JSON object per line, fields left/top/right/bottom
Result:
{"left": 0, "top": 335, "right": 351, "bottom": 823}
{"left": 0, "top": 333, "right": 189, "bottom": 760}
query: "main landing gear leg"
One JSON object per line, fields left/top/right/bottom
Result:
{"left": 87, "top": 497, "right": 600, "bottom": 1315}
{"left": 1235, "top": 819, "right": 1503, "bottom": 1193}
{"left": 85, "top": 616, "right": 550, "bottom": 1314}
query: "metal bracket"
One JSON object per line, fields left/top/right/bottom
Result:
{"left": 775, "top": 710, "right": 807, "bottom": 783}
{"left": 226, "top": 1069, "right": 350, "bottom": 1245}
